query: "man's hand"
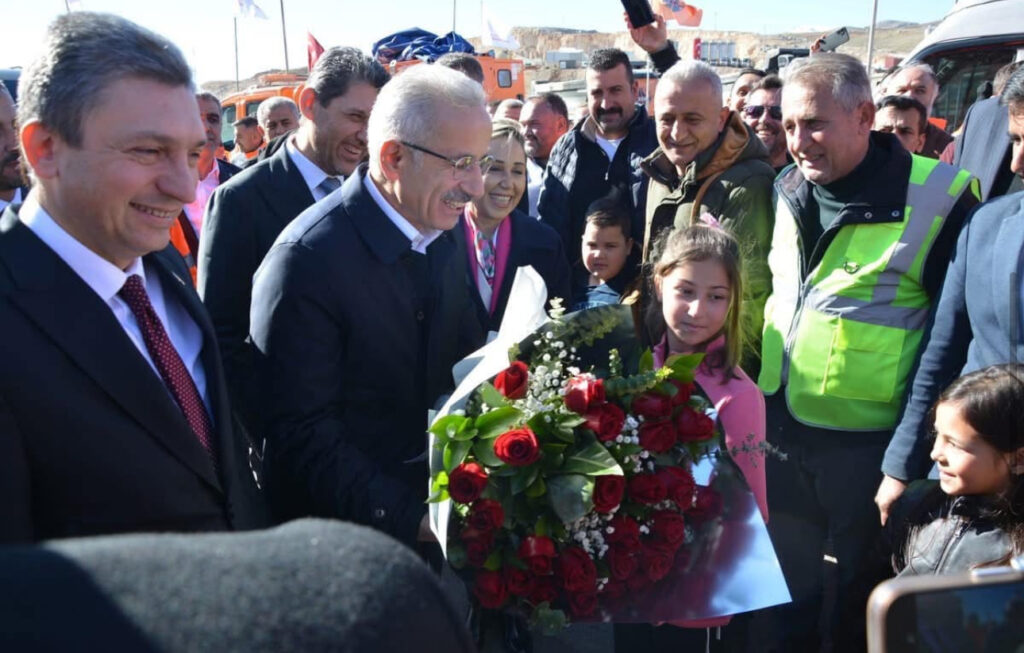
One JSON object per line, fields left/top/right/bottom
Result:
{"left": 875, "top": 475, "right": 908, "bottom": 526}
{"left": 624, "top": 12, "right": 668, "bottom": 54}
{"left": 417, "top": 514, "right": 436, "bottom": 542}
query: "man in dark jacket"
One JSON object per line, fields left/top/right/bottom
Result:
{"left": 537, "top": 48, "right": 659, "bottom": 281}
{"left": 250, "top": 64, "right": 488, "bottom": 547}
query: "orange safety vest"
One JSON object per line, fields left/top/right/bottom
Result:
{"left": 169, "top": 212, "right": 199, "bottom": 286}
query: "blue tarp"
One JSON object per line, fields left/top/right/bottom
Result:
{"left": 371, "top": 29, "right": 476, "bottom": 64}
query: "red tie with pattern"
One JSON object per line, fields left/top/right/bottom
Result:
{"left": 119, "top": 274, "right": 214, "bottom": 455}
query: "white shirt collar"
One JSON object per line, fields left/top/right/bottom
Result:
{"left": 0, "top": 187, "right": 22, "bottom": 213}
{"left": 362, "top": 173, "right": 442, "bottom": 255}
{"left": 18, "top": 194, "right": 144, "bottom": 302}
{"left": 286, "top": 136, "right": 340, "bottom": 200}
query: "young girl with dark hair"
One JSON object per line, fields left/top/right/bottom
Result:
{"left": 891, "top": 364, "right": 1024, "bottom": 575}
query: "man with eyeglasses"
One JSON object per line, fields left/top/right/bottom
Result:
{"left": 741, "top": 75, "right": 790, "bottom": 172}
{"left": 198, "top": 47, "right": 388, "bottom": 439}
{"left": 637, "top": 58, "right": 774, "bottom": 373}
{"left": 249, "top": 64, "right": 488, "bottom": 548}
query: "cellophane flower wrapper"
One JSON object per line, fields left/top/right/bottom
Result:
{"left": 428, "top": 267, "right": 789, "bottom": 628}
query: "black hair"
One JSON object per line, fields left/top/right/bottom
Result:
{"left": 307, "top": 46, "right": 389, "bottom": 108}
{"left": 589, "top": 48, "right": 634, "bottom": 85}
{"left": 233, "top": 116, "right": 259, "bottom": 129}
{"left": 875, "top": 94, "right": 928, "bottom": 134}
{"left": 584, "top": 196, "right": 632, "bottom": 240}
{"left": 751, "top": 74, "right": 783, "bottom": 93}
{"left": 436, "top": 53, "right": 485, "bottom": 85}
{"left": 528, "top": 92, "right": 569, "bottom": 121}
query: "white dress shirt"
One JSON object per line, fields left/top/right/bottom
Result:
{"left": 363, "top": 173, "right": 442, "bottom": 254}
{"left": 526, "top": 157, "right": 544, "bottom": 219}
{"left": 0, "top": 187, "right": 22, "bottom": 213}
{"left": 19, "top": 195, "right": 210, "bottom": 412}
{"left": 286, "top": 137, "right": 342, "bottom": 202}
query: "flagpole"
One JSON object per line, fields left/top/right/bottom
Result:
{"left": 452, "top": 0, "right": 457, "bottom": 34}
{"left": 64, "top": 0, "right": 70, "bottom": 11}
{"left": 865, "top": 0, "right": 880, "bottom": 72}
{"left": 234, "top": 18, "right": 241, "bottom": 92}
{"left": 279, "top": 0, "right": 290, "bottom": 71}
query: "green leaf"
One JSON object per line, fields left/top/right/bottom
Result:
{"left": 483, "top": 549, "right": 503, "bottom": 571}
{"left": 430, "top": 471, "right": 449, "bottom": 494}
{"left": 443, "top": 439, "right": 472, "bottom": 472}
{"left": 429, "top": 414, "right": 468, "bottom": 444}
{"left": 451, "top": 427, "right": 478, "bottom": 442}
{"left": 559, "top": 441, "right": 623, "bottom": 476}
{"left": 479, "top": 382, "right": 509, "bottom": 409}
{"left": 525, "top": 476, "right": 547, "bottom": 498}
{"left": 531, "top": 604, "right": 568, "bottom": 635}
{"left": 472, "top": 439, "right": 504, "bottom": 467}
{"left": 666, "top": 353, "right": 705, "bottom": 382}
{"left": 475, "top": 406, "right": 523, "bottom": 440}
{"left": 535, "top": 515, "right": 551, "bottom": 537}
{"left": 510, "top": 465, "right": 540, "bottom": 495}
{"left": 557, "top": 413, "right": 587, "bottom": 428}
{"left": 639, "top": 348, "right": 654, "bottom": 373}
{"left": 427, "top": 488, "right": 450, "bottom": 503}
{"left": 546, "top": 474, "right": 594, "bottom": 523}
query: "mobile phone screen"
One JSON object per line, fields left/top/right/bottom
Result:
{"left": 620, "top": 0, "right": 655, "bottom": 28}
{"left": 886, "top": 582, "right": 1024, "bottom": 652}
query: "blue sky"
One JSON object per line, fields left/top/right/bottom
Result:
{"left": 2, "top": 0, "right": 953, "bottom": 84}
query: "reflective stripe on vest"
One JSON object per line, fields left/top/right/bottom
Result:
{"left": 758, "top": 155, "right": 975, "bottom": 430}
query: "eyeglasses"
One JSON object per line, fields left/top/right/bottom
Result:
{"left": 743, "top": 104, "right": 783, "bottom": 121}
{"left": 400, "top": 141, "right": 495, "bottom": 175}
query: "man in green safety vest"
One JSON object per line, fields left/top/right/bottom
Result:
{"left": 757, "top": 53, "right": 979, "bottom": 652}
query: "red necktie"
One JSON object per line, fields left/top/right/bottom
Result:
{"left": 119, "top": 274, "right": 214, "bottom": 456}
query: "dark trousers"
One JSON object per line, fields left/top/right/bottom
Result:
{"left": 755, "top": 393, "right": 892, "bottom": 652}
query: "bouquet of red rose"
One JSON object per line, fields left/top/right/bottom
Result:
{"left": 429, "top": 304, "right": 745, "bottom": 628}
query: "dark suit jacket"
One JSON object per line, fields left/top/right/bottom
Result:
{"left": 0, "top": 206, "right": 266, "bottom": 544}
{"left": 454, "top": 210, "right": 571, "bottom": 332}
{"left": 198, "top": 143, "right": 315, "bottom": 435}
{"left": 953, "top": 96, "right": 1014, "bottom": 201}
{"left": 250, "top": 166, "right": 483, "bottom": 545}
{"left": 215, "top": 158, "right": 242, "bottom": 184}
{"left": 883, "top": 192, "right": 1024, "bottom": 480}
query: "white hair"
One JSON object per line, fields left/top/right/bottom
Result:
{"left": 256, "top": 96, "right": 299, "bottom": 129}
{"left": 367, "top": 64, "right": 486, "bottom": 173}
{"left": 658, "top": 60, "right": 723, "bottom": 104}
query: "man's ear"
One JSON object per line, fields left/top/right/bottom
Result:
{"left": 718, "top": 105, "right": 731, "bottom": 132}
{"left": 297, "top": 86, "right": 319, "bottom": 121}
{"left": 20, "top": 121, "right": 58, "bottom": 180}
{"left": 377, "top": 140, "right": 405, "bottom": 182}
{"left": 858, "top": 101, "right": 877, "bottom": 134}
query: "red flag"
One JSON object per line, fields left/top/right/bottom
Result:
{"left": 654, "top": 0, "right": 703, "bottom": 27}
{"left": 307, "top": 31, "right": 325, "bottom": 71}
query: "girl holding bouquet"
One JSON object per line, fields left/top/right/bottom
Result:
{"left": 617, "top": 223, "right": 768, "bottom": 652}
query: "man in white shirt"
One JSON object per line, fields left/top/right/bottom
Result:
{"left": 250, "top": 63, "right": 488, "bottom": 545}
{"left": 519, "top": 93, "right": 569, "bottom": 217}
{"left": 0, "top": 85, "right": 24, "bottom": 213}
{"left": 198, "top": 46, "right": 388, "bottom": 438}
{"left": 0, "top": 11, "right": 265, "bottom": 544}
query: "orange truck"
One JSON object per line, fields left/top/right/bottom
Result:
{"left": 219, "top": 55, "right": 526, "bottom": 144}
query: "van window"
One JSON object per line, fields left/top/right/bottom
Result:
{"left": 923, "top": 44, "right": 1019, "bottom": 132}
{"left": 246, "top": 100, "right": 262, "bottom": 117}
{"left": 221, "top": 105, "right": 237, "bottom": 146}
{"left": 497, "top": 69, "right": 512, "bottom": 88}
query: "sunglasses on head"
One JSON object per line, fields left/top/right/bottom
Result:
{"left": 743, "top": 104, "right": 782, "bottom": 120}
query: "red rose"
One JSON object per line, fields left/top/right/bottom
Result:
{"left": 468, "top": 499, "right": 505, "bottom": 532}
{"left": 638, "top": 419, "right": 677, "bottom": 453}
{"left": 448, "top": 462, "right": 489, "bottom": 504}
{"left": 631, "top": 391, "right": 673, "bottom": 419}
{"left": 675, "top": 405, "right": 715, "bottom": 443}
{"left": 557, "top": 546, "right": 598, "bottom": 593}
{"left": 641, "top": 543, "right": 674, "bottom": 582}
{"left": 504, "top": 567, "right": 534, "bottom": 596}
{"left": 473, "top": 569, "right": 508, "bottom": 609}
{"left": 518, "top": 535, "right": 557, "bottom": 575}
{"left": 650, "top": 510, "right": 687, "bottom": 549}
{"left": 567, "top": 591, "right": 598, "bottom": 617}
{"left": 564, "top": 374, "right": 605, "bottom": 415}
{"left": 493, "top": 427, "right": 541, "bottom": 466}
{"left": 606, "top": 515, "right": 641, "bottom": 550}
{"left": 689, "top": 485, "right": 723, "bottom": 521}
{"left": 593, "top": 475, "right": 625, "bottom": 513}
{"left": 527, "top": 576, "right": 558, "bottom": 605}
{"left": 460, "top": 526, "right": 495, "bottom": 567}
{"left": 601, "top": 580, "right": 628, "bottom": 602}
{"left": 606, "top": 544, "right": 637, "bottom": 581}
{"left": 626, "top": 569, "right": 651, "bottom": 592}
{"left": 657, "top": 466, "right": 696, "bottom": 509}
{"left": 494, "top": 361, "right": 529, "bottom": 399}
{"left": 584, "top": 403, "right": 626, "bottom": 442}
{"left": 667, "top": 379, "right": 695, "bottom": 406}
{"left": 628, "top": 473, "right": 667, "bottom": 505}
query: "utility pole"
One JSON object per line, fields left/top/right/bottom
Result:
{"left": 866, "top": 0, "right": 880, "bottom": 72}
{"left": 452, "top": 0, "right": 457, "bottom": 34}
{"left": 279, "top": 0, "right": 290, "bottom": 71}
{"left": 234, "top": 18, "right": 240, "bottom": 91}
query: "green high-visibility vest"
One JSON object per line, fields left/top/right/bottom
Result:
{"left": 759, "top": 155, "right": 977, "bottom": 430}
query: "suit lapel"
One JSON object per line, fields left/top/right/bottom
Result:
{"left": 453, "top": 216, "right": 489, "bottom": 323}
{"left": 0, "top": 212, "right": 221, "bottom": 490}
{"left": 260, "top": 145, "right": 315, "bottom": 231}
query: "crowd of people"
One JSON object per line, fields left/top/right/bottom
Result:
{"left": 1, "top": 8, "right": 1024, "bottom": 653}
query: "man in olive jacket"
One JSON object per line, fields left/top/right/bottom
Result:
{"left": 639, "top": 60, "right": 775, "bottom": 368}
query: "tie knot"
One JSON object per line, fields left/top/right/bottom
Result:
{"left": 318, "top": 176, "right": 341, "bottom": 196}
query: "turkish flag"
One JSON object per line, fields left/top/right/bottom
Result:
{"left": 307, "top": 31, "right": 325, "bottom": 71}
{"left": 654, "top": 0, "right": 703, "bottom": 27}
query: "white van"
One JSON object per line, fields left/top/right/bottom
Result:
{"left": 900, "top": 0, "right": 1024, "bottom": 130}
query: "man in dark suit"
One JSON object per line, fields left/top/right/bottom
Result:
{"left": 0, "top": 84, "right": 26, "bottom": 213}
{"left": 877, "top": 66, "right": 1024, "bottom": 524}
{"left": 198, "top": 47, "right": 389, "bottom": 436}
{"left": 250, "top": 64, "right": 490, "bottom": 545}
{"left": 0, "top": 12, "right": 265, "bottom": 544}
